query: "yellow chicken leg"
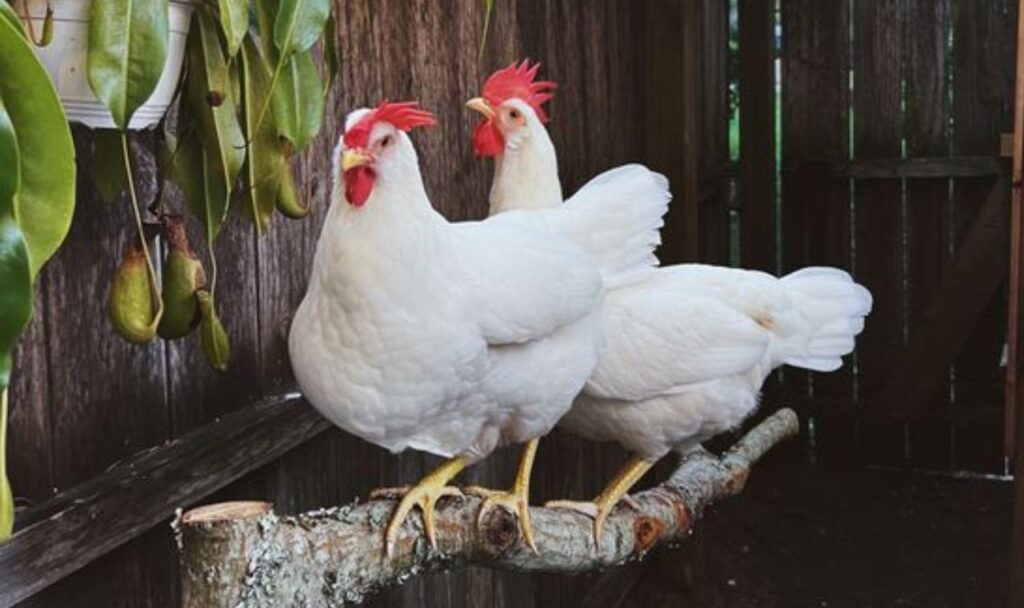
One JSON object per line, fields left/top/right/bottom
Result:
{"left": 465, "top": 439, "right": 539, "bottom": 552}
{"left": 373, "top": 456, "right": 468, "bottom": 558}
{"left": 545, "top": 454, "right": 656, "bottom": 546}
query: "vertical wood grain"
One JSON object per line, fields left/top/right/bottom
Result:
{"left": 8, "top": 283, "right": 53, "bottom": 505}
{"left": 853, "top": 0, "right": 907, "bottom": 467}
{"left": 781, "top": 0, "right": 853, "bottom": 464}
{"left": 739, "top": 0, "right": 777, "bottom": 272}
{"left": 904, "top": 0, "right": 954, "bottom": 470}
{"left": 951, "top": 0, "right": 1016, "bottom": 473}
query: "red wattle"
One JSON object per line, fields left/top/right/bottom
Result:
{"left": 472, "top": 120, "right": 505, "bottom": 157}
{"left": 344, "top": 167, "right": 376, "bottom": 207}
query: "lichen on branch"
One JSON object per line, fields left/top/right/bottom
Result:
{"left": 178, "top": 408, "right": 799, "bottom": 607}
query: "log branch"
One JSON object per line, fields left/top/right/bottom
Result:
{"left": 177, "top": 408, "right": 799, "bottom": 607}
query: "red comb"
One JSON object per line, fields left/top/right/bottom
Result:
{"left": 481, "top": 60, "right": 557, "bottom": 123}
{"left": 344, "top": 100, "right": 437, "bottom": 148}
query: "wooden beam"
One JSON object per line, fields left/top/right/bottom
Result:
{"left": 788, "top": 156, "right": 1003, "bottom": 179}
{"left": 0, "top": 393, "right": 330, "bottom": 605}
{"left": 869, "top": 178, "right": 1009, "bottom": 420}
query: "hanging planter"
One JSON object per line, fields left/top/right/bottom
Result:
{"left": 14, "top": 0, "right": 194, "bottom": 129}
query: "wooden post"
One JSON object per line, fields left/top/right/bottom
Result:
{"left": 1008, "top": 1, "right": 1024, "bottom": 605}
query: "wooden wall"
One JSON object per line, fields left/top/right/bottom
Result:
{"left": 737, "top": 0, "right": 1017, "bottom": 473}
{"left": 6, "top": 1, "right": 730, "bottom": 606}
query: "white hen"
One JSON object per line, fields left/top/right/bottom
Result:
{"left": 467, "top": 61, "right": 873, "bottom": 542}
{"left": 288, "top": 100, "right": 670, "bottom": 554}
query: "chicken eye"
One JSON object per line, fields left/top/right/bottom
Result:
{"left": 380, "top": 135, "right": 392, "bottom": 148}
{"left": 508, "top": 108, "right": 521, "bottom": 120}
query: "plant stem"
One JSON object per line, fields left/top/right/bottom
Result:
{"left": 205, "top": 218, "right": 218, "bottom": 299}
{"left": 478, "top": 0, "right": 494, "bottom": 61}
{"left": 120, "top": 133, "right": 163, "bottom": 317}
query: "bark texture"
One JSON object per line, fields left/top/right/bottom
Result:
{"left": 178, "top": 408, "right": 799, "bottom": 607}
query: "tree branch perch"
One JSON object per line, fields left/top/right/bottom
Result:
{"left": 177, "top": 408, "right": 799, "bottom": 607}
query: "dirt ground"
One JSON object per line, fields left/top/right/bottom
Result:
{"left": 684, "top": 444, "right": 1012, "bottom": 608}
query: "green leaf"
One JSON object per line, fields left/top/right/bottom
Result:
{"left": 0, "top": 0, "right": 25, "bottom": 39}
{"left": 271, "top": 51, "right": 324, "bottom": 151}
{"left": 273, "top": 0, "right": 329, "bottom": 58}
{"left": 88, "top": 130, "right": 129, "bottom": 204}
{"left": 172, "top": 105, "right": 230, "bottom": 239}
{"left": 197, "top": 290, "right": 229, "bottom": 372}
{"left": 216, "top": 0, "right": 248, "bottom": 57}
{"left": 240, "top": 40, "right": 285, "bottom": 235}
{"left": 322, "top": 11, "right": 337, "bottom": 93}
{"left": 255, "top": 0, "right": 324, "bottom": 150}
{"left": 87, "top": 0, "right": 170, "bottom": 129}
{"left": 0, "top": 15, "right": 75, "bottom": 278}
{"left": 274, "top": 157, "right": 309, "bottom": 218}
{"left": 183, "top": 6, "right": 245, "bottom": 236}
{"left": 0, "top": 99, "right": 32, "bottom": 390}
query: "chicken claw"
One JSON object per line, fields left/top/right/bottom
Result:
{"left": 545, "top": 455, "right": 655, "bottom": 547}
{"left": 464, "top": 438, "right": 540, "bottom": 552}
{"left": 378, "top": 456, "right": 468, "bottom": 558}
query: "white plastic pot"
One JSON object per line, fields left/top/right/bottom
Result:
{"left": 16, "top": 0, "right": 194, "bottom": 129}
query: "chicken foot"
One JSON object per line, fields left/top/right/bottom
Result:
{"left": 464, "top": 438, "right": 539, "bottom": 552}
{"left": 372, "top": 456, "right": 467, "bottom": 558}
{"left": 545, "top": 454, "right": 655, "bottom": 546}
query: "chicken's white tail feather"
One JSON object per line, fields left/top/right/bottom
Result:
{"left": 775, "top": 267, "right": 873, "bottom": 372}
{"left": 559, "top": 164, "right": 671, "bottom": 289}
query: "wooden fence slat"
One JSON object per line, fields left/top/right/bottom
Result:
{"left": 8, "top": 284, "right": 53, "bottom": 504}
{"left": 644, "top": 0, "right": 699, "bottom": 265}
{"left": 853, "top": 0, "right": 907, "bottom": 467}
{"left": 698, "top": 0, "right": 730, "bottom": 265}
{"left": 951, "top": 0, "right": 1016, "bottom": 473}
{"left": 781, "top": 0, "right": 853, "bottom": 464}
{"left": 904, "top": 0, "right": 954, "bottom": 469}
{"left": 739, "top": 0, "right": 776, "bottom": 272}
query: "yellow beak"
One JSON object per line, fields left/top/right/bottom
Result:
{"left": 465, "top": 97, "right": 496, "bottom": 120}
{"left": 342, "top": 148, "right": 372, "bottom": 171}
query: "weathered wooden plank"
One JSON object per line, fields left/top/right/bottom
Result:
{"left": 904, "top": 0, "right": 954, "bottom": 470}
{"left": 739, "top": 0, "right": 776, "bottom": 272}
{"left": 0, "top": 394, "right": 326, "bottom": 606}
{"left": 781, "top": 0, "right": 853, "bottom": 463}
{"left": 17, "top": 528, "right": 179, "bottom": 608}
{"left": 951, "top": 0, "right": 1016, "bottom": 473}
{"left": 7, "top": 282, "right": 53, "bottom": 505}
{"left": 854, "top": 0, "right": 907, "bottom": 467}
{"left": 788, "top": 156, "right": 1002, "bottom": 179}
{"left": 843, "top": 156, "right": 999, "bottom": 179}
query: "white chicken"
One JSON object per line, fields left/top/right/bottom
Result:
{"left": 467, "top": 61, "right": 873, "bottom": 543}
{"left": 288, "top": 100, "right": 670, "bottom": 555}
